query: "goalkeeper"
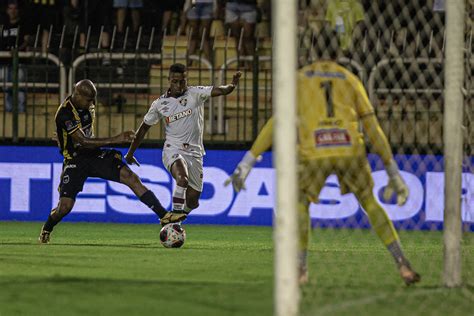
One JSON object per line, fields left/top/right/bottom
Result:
{"left": 225, "top": 34, "right": 420, "bottom": 286}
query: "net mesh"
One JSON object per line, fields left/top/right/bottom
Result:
{"left": 294, "top": 1, "right": 474, "bottom": 314}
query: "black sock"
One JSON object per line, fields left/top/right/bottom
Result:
{"left": 387, "top": 240, "right": 410, "bottom": 268}
{"left": 43, "top": 214, "right": 60, "bottom": 232}
{"left": 140, "top": 190, "right": 167, "bottom": 218}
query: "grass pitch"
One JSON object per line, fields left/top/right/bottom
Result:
{"left": 0, "top": 222, "right": 473, "bottom": 316}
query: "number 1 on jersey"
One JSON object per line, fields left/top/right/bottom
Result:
{"left": 320, "top": 81, "right": 334, "bottom": 118}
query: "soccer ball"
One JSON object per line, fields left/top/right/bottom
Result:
{"left": 159, "top": 223, "right": 186, "bottom": 248}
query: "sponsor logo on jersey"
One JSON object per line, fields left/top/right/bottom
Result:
{"left": 315, "top": 129, "right": 351, "bottom": 147}
{"left": 179, "top": 98, "right": 188, "bottom": 107}
{"left": 166, "top": 109, "right": 192, "bottom": 123}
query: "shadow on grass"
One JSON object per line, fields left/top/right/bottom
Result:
{"left": 0, "top": 275, "right": 266, "bottom": 288}
{"left": 0, "top": 242, "right": 157, "bottom": 249}
{"left": 0, "top": 241, "right": 256, "bottom": 251}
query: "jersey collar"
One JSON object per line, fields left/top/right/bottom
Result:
{"left": 166, "top": 88, "right": 188, "bottom": 99}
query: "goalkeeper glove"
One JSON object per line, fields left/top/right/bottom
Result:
{"left": 383, "top": 160, "right": 409, "bottom": 206}
{"left": 224, "top": 151, "right": 261, "bottom": 192}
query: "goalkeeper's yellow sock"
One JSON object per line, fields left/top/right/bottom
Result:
{"left": 298, "top": 200, "right": 310, "bottom": 268}
{"left": 360, "top": 195, "right": 411, "bottom": 267}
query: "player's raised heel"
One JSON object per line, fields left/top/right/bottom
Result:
{"left": 399, "top": 265, "right": 421, "bottom": 286}
{"left": 160, "top": 212, "right": 187, "bottom": 226}
{"left": 38, "top": 226, "right": 51, "bottom": 244}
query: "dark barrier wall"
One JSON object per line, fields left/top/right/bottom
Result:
{"left": 0, "top": 146, "right": 472, "bottom": 231}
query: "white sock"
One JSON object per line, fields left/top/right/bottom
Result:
{"left": 172, "top": 185, "right": 187, "bottom": 211}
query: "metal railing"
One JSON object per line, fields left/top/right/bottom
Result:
{"left": 0, "top": 51, "right": 66, "bottom": 100}
{"left": 0, "top": 21, "right": 471, "bottom": 150}
{"left": 217, "top": 55, "right": 272, "bottom": 137}
{"left": 367, "top": 57, "right": 473, "bottom": 151}
{"left": 368, "top": 57, "right": 444, "bottom": 102}
{"left": 0, "top": 51, "right": 66, "bottom": 141}
{"left": 68, "top": 53, "right": 212, "bottom": 93}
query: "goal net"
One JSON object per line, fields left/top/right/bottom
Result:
{"left": 274, "top": 1, "right": 473, "bottom": 314}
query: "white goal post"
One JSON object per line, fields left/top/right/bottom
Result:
{"left": 272, "top": 0, "right": 299, "bottom": 315}
{"left": 443, "top": 0, "right": 466, "bottom": 288}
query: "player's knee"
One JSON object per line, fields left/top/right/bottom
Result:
{"left": 128, "top": 172, "right": 141, "bottom": 186}
{"left": 121, "top": 167, "right": 139, "bottom": 185}
{"left": 175, "top": 174, "right": 188, "bottom": 188}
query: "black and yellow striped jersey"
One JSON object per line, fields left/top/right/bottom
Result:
{"left": 55, "top": 96, "right": 96, "bottom": 160}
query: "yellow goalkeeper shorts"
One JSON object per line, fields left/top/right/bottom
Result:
{"left": 298, "top": 155, "right": 374, "bottom": 203}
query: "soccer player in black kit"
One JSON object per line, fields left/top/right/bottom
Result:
{"left": 39, "top": 79, "right": 186, "bottom": 243}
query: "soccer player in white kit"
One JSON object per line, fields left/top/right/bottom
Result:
{"left": 125, "top": 63, "right": 241, "bottom": 217}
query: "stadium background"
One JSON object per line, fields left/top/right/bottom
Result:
{"left": 1, "top": 0, "right": 471, "bottom": 228}
{"left": 1, "top": 0, "right": 473, "bottom": 315}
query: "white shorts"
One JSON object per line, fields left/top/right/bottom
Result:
{"left": 162, "top": 147, "right": 204, "bottom": 192}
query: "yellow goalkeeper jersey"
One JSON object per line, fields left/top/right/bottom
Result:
{"left": 297, "top": 60, "right": 373, "bottom": 160}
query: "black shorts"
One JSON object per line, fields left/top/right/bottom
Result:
{"left": 59, "top": 149, "right": 126, "bottom": 200}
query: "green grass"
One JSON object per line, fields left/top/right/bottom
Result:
{"left": 0, "top": 222, "right": 473, "bottom": 316}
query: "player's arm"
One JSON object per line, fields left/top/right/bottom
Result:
{"left": 125, "top": 121, "right": 151, "bottom": 166}
{"left": 58, "top": 108, "right": 134, "bottom": 149}
{"left": 70, "top": 128, "right": 135, "bottom": 149}
{"left": 125, "top": 101, "right": 160, "bottom": 165}
{"left": 225, "top": 117, "right": 274, "bottom": 192}
{"left": 356, "top": 79, "right": 408, "bottom": 205}
{"left": 249, "top": 116, "right": 273, "bottom": 157}
{"left": 211, "top": 71, "right": 242, "bottom": 97}
{"left": 360, "top": 114, "right": 393, "bottom": 167}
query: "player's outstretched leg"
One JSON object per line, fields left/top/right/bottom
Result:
{"left": 298, "top": 199, "right": 311, "bottom": 285}
{"left": 119, "top": 166, "right": 186, "bottom": 225}
{"left": 38, "top": 198, "right": 75, "bottom": 244}
{"left": 359, "top": 194, "right": 421, "bottom": 285}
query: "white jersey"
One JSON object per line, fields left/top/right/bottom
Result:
{"left": 144, "top": 86, "right": 213, "bottom": 157}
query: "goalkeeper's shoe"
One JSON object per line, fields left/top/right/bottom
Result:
{"left": 160, "top": 212, "right": 187, "bottom": 226}
{"left": 399, "top": 264, "right": 421, "bottom": 286}
{"left": 38, "top": 226, "right": 51, "bottom": 244}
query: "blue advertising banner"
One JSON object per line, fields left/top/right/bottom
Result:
{"left": 0, "top": 146, "right": 473, "bottom": 230}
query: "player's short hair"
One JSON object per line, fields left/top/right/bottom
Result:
{"left": 169, "top": 63, "right": 186, "bottom": 74}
